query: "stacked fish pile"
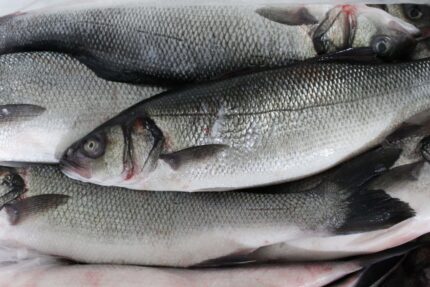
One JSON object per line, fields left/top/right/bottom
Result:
{"left": 0, "top": 2, "right": 430, "bottom": 286}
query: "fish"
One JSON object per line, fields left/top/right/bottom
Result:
{"left": 0, "top": 263, "right": 360, "bottom": 287}
{"left": 379, "top": 4, "right": 430, "bottom": 59}
{"left": 0, "top": 143, "right": 417, "bottom": 266}
{"left": 62, "top": 53, "right": 430, "bottom": 192}
{"left": 0, "top": 240, "right": 421, "bottom": 287}
{"left": 0, "top": 4, "right": 419, "bottom": 84}
{"left": 0, "top": 51, "right": 164, "bottom": 163}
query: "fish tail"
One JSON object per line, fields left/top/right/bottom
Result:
{"left": 335, "top": 188, "right": 415, "bottom": 234}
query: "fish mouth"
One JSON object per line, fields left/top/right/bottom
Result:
{"left": 60, "top": 159, "right": 91, "bottom": 179}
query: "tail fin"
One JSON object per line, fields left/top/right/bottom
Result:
{"left": 335, "top": 188, "right": 415, "bottom": 234}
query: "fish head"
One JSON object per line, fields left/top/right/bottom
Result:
{"left": 385, "top": 4, "right": 430, "bottom": 60}
{"left": 386, "top": 5, "right": 430, "bottom": 30}
{"left": 0, "top": 167, "right": 25, "bottom": 207}
{"left": 313, "top": 5, "right": 420, "bottom": 59}
{"left": 61, "top": 115, "right": 164, "bottom": 186}
{"left": 420, "top": 136, "right": 430, "bottom": 163}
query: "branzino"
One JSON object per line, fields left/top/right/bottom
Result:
{"left": 0, "top": 147, "right": 415, "bottom": 266}
{"left": 62, "top": 56, "right": 430, "bottom": 191}
{"left": 0, "top": 4, "right": 419, "bottom": 84}
{"left": 0, "top": 52, "right": 164, "bottom": 163}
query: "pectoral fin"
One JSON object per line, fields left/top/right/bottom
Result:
{"left": 256, "top": 6, "right": 318, "bottom": 25}
{"left": 0, "top": 104, "right": 45, "bottom": 122}
{"left": 160, "top": 144, "right": 228, "bottom": 170}
{"left": 4, "top": 194, "right": 70, "bottom": 225}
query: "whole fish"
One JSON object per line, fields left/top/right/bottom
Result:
{"left": 0, "top": 146, "right": 415, "bottom": 266}
{"left": 62, "top": 54, "right": 430, "bottom": 191}
{"left": 0, "top": 4, "right": 419, "bottom": 84}
{"left": 0, "top": 52, "right": 164, "bottom": 163}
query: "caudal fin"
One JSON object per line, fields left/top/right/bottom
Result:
{"left": 336, "top": 188, "right": 415, "bottom": 234}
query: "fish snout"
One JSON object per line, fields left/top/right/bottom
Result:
{"left": 60, "top": 154, "right": 92, "bottom": 180}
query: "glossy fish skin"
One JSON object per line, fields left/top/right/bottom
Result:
{"left": 0, "top": 52, "right": 164, "bottom": 163}
{"left": 0, "top": 147, "right": 413, "bottom": 266}
{"left": 63, "top": 57, "right": 430, "bottom": 192}
{"left": 0, "top": 4, "right": 419, "bottom": 84}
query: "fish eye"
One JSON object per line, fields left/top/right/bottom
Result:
{"left": 372, "top": 36, "right": 392, "bottom": 57}
{"left": 420, "top": 136, "right": 430, "bottom": 162}
{"left": 81, "top": 134, "right": 105, "bottom": 159}
{"left": 404, "top": 5, "right": 423, "bottom": 20}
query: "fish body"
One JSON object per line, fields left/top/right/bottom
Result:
{"left": 0, "top": 52, "right": 163, "bottom": 163}
{"left": 0, "top": 4, "right": 419, "bottom": 84}
{"left": 63, "top": 57, "right": 430, "bottom": 191}
{"left": 0, "top": 147, "right": 414, "bottom": 266}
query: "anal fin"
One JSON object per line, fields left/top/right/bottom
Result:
{"left": 192, "top": 248, "right": 257, "bottom": 267}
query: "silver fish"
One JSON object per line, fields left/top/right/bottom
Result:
{"left": 62, "top": 55, "right": 430, "bottom": 191}
{"left": 0, "top": 146, "right": 414, "bottom": 266}
{"left": 0, "top": 52, "right": 164, "bottom": 163}
{"left": 0, "top": 4, "right": 419, "bottom": 84}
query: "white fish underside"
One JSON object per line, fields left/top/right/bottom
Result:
{"left": 0, "top": 256, "right": 362, "bottom": 287}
